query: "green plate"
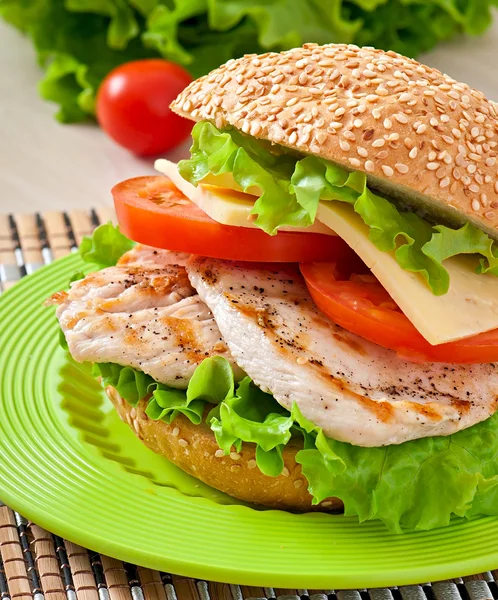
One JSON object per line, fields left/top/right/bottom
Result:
{"left": 1, "top": 254, "right": 498, "bottom": 589}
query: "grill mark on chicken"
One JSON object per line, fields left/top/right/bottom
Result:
{"left": 50, "top": 245, "right": 242, "bottom": 388}
{"left": 187, "top": 256, "right": 498, "bottom": 446}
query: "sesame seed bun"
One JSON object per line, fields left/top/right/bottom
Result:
{"left": 171, "top": 43, "right": 498, "bottom": 239}
{"left": 106, "top": 385, "right": 342, "bottom": 512}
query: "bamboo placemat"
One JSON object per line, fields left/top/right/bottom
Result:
{"left": 1, "top": 208, "right": 498, "bottom": 600}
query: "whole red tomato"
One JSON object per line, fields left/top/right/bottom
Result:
{"left": 96, "top": 59, "right": 193, "bottom": 157}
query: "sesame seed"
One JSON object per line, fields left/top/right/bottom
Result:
{"left": 471, "top": 126, "right": 480, "bottom": 138}
{"left": 343, "top": 130, "right": 356, "bottom": 141}
{"left": 230, "top": 465, "right": 241, "bottom": 472}
{"left": 230, "top": 452, "right": 241, "bottom": 460}
{"left": 372, "top": 108, "right": 382, "bottom": 120}
{"left": 296, "top": 356, "right": 308, "bottom": 365}
{"left": 172, "top": 427, "right": 180, "bottom": 437}
{"left": 470, "top": 184, "right": 480, "bottom": 193}
{"left": 395, "top": 163, "right": 409, "bottom": 174}
{"left": 286, "top": 97, "right": 298, "bottom": 107}
{"left": 282, "top": 467, "right": 290, "bottom": 477}
{"left": 481, "top": 193, "right": 488, "bottom": 206}
{"left": 486, "top": 157, "right": 497, "bottom": 167}
{"left": 382, "top": 165, "right": 394, "bottom": 177}
{"left": 357, "top": 147, "right": 368, "bottom": 157}
{"left": 335, "top": 107, "right": 346, "bottom": 117}
{"left": 388, "top": 133, "right": 400, "bottom": 141}
{"left": 427, "top": 162, "right": 439, "bottom": 170}
{"left": 365, "top": 160, "right": 375, "bottom": 172}
{"left": 442, "top": 135, "right": 454, "bottom": 144}
{"left": 383, "top": 118, "right": 392, "bottom": 129}
{"left": 399, "top": 93, "right": 412, "bottom": 102}
{"left": 416, "top": 124, "right": 427, "bottom": 134}
{"left": 376, "top": 150, "right": 388, "bottom": 159}
{"left": 409, "top": 147, "right": 418, "bottom": 159}
{"left": 215, "top": 449, "right": 225, "bottom": 458}
{"left": 472, "top": 199, "right": 481, "bottom": 211}
{"left": 394, "top": 113, "right": 408, "bottom": 124}
{"left": 363, "top": 69, "right": 376, "bottom": 78}
{"left": 248, "top": 459, "right": 257, "bottom": 469}
{"left": 467, "top": 164, "right": 477, "bottom": 174}
{"left": 439, "top": 177, "right": 450, "bottom": 188}
{"left": 486, "top": 211, "right": 496, "bottom": 219}
{"left": 294, "top": 480, "right": 304, "bottom": 489}
{"left": 349, "top": 158, "right": 361, "bottom": 168}
{"left": 372, "top": 139, "right": 385, "bottom": 148}
{"left": 328, "top": 122, "right": 343, "bottom": 131}
{"left": 178, "top": 439, "right": 189, "bottom": 448}
{"left": 495, "top": 182, "right": 498, "bottom": 194}
{"left": 353, "top": 119, "right": 363, "bottom": 128}
{"left": 404, "top": 137, "right": 414, "bottom": 149}
{"left": 321, "top": 500, "right": 334, "bottom": 507}
{"left": 430, "top": 117, "right": 438, "bottom": 127}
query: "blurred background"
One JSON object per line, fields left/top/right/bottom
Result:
{"left": 1, "top": 0, "right": 498, "bottom": 214}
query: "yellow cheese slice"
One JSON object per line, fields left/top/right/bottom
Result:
{"left": 317, "top": 201, "right": 498, "bottom": 346}
{"left": 155, "top": 159, "right": 334, "bottom": 234}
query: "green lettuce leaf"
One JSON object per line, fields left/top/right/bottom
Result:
{"left": 96, "top": 355, "right": 498, "bottom": 532}
{"left": 79, "top": 222, "right": 135, "bottom": 267}
{"left": 210, "top": 376, "right": 294, "bottom": 476}
{"left": 180, "top": 121, "right": 498, "bottom": 295}
{"left": 3, "top": 0, "right": 496, "bottom": 122}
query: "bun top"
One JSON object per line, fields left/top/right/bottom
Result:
{"left": 171, "top": 43, "right": 498, "bottom": 238}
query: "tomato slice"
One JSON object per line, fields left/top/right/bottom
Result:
{"left": 300, "top": 259, "right": 498, "bottom": 364}
{"left": 112, "top": 176, "right": 351, "bottom": 262}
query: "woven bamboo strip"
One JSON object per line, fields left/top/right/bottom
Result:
{"left": 274, "top": 588, "right": 300, "bottom": 599}
{"left": 94, "top": 207, "right": 116, "bottom": 225}
{"left": 0, "top": 507, "right": 31, "bottom": 600}
{"left": 136, "top": 568, "right": 165, "bottom": 600}
{"left": 16, "top": 213, "right": 43, "bottom": 269}
{"left": 238, "top": 586, "right": 267, "bottom": 600}
{"left": 67, "top": 211, "right": 93, "bottom": 245}
{"left": 202, "top": 582, "right": 233, "bottom": 600}
{"left": 99, "top": 556, "right": 131, "bottom": 600}
{"left": 0, "top": 214, "right": 19, "bottom": 290}
{"left": 170, "top": 576, "right": 200, "bottom": 600}
{"left": 30, "top": 524, "right": 65, "bottom": 600}
{"left": 64, "top": 542, "right": 99, "bottom": 600}
{"left": 43, "top": 212, "right": 73, "bottom": 259}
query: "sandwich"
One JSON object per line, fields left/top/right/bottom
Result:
{"left": 49, "top": 43, "right": 498, "bottom": 533}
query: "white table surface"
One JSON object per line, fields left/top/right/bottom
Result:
{"left": 2, "top": 17, "right": 498, "bottom": 215}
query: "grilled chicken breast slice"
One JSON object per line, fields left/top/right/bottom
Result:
{"left": 187, "top": 257, "right": 498, "bottom": 447}
{"left": 49, "top": 245, "right": 241, "bottom": 387}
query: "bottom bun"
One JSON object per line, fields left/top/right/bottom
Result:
{"left": 106, "top": 385, "right": 342, "bottom": 512}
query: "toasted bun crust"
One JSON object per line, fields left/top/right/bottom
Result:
{"left": 171, "top": 43, "right": 498, "bottom": 239}
{"left": 106, "top": 385, "right": 342, "bottom": 512}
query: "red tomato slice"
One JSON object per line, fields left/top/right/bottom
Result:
{"left": 300, "top": 259, "right": 498, "bottom": 364}
{"left": 112, "top": 176, "right": 351, "bottom": 262}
